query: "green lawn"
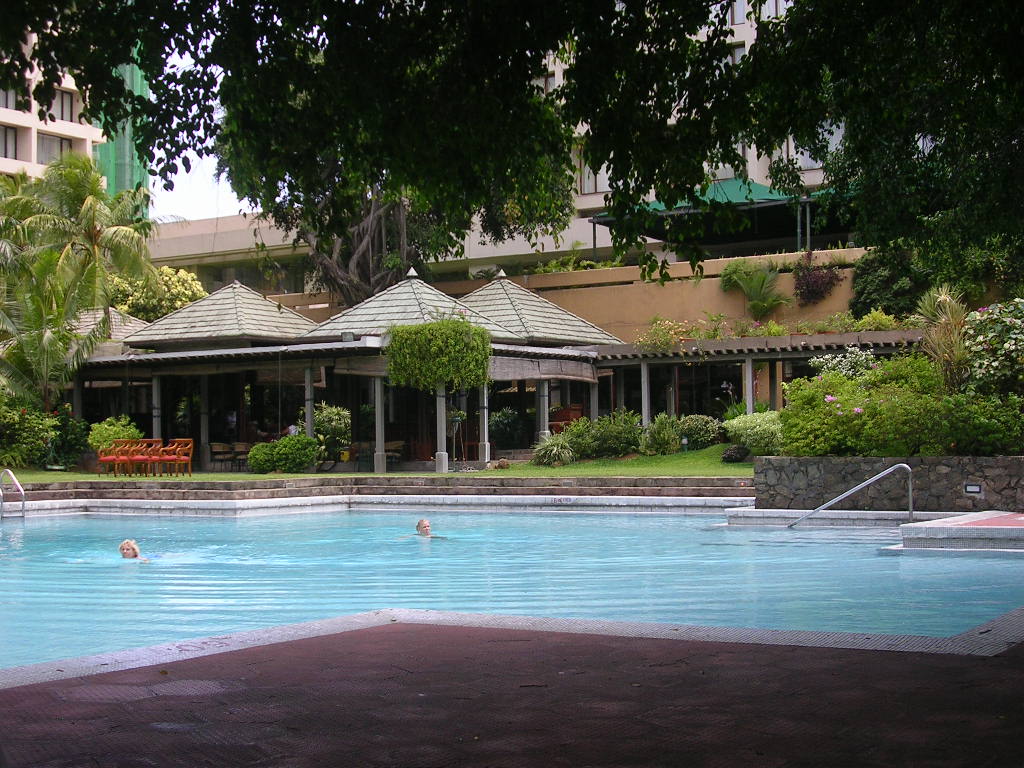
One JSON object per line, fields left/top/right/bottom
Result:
{"left": 12, "top": 445, "right": 752, "bottom": 483}
{"left": 473, "top": 444, "right": 753, "bottom": 477}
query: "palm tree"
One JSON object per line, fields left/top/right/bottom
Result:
{"left": 23, "top": 153, "right": 155, "bottom": 324}
{"left": 0, "top": 248, "right": 110, "bottom": 410}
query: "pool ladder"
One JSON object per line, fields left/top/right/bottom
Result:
{"left": 787, "top": 463, "right": 913, "bottom": 528}
{"left": 0, "top": 468, "right": 26, "bottom": 519}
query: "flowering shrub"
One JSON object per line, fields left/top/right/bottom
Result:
{"left": 721, "top": 444, "right": 752, "bottom": 462}
{"left": 634, "top": 317, "right": 686, "bottom": 353}
{"left": 780, "top": 353, "right": 1021, "bottom": 457}
{"left": 964, "top": 298, "right": 1024, "bottom": 395}
{"left": 723, "top": 411, "right": 783, "bottom": 455}
{"left": 676, "top": 414, "right": 724, "bottom": 449}
{"left": 809, "top": 345, "right": 876, "bottom": 378}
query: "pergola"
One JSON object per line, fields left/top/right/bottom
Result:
{"left": 77, "top": 272, "right": 622, "bottom": 473}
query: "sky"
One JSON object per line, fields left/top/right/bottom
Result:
{"left": 148, "top": 152, "right": 255, "bottom": 222}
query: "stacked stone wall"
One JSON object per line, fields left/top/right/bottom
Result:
{"left": 755, "top": 456, "right": 1024, "bottom": 512}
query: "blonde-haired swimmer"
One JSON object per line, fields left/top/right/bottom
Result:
{"left": 118, "top": 539, "right": 149, "bottom": 562}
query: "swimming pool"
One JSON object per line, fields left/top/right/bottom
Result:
{"left": 2, "top": 511, "right": 1023, "bottom": 669}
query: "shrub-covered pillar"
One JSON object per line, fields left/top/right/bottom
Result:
{"left": 743, "top": 357, "right": 755, "bottom": 415}
{"left": 199, "top": 374, "right": 210, "bottom": 470}
{"left": 640, "top": 361, "right": 651, "bottom": 426}
{"left": 373, "top": 376, "right": 387, "bottom": 473}
{"left": 435, "top": 385, "right": 448, "bottom": 473}
{"left": 151, "top": 375, "right": 162, "bottom": 439}
{"left": 478, "top": 384, "right": 490, "bottom": 464}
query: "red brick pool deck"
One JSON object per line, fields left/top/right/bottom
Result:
{"left": 1, "top": 622, "right": 1022, "bottom": 767}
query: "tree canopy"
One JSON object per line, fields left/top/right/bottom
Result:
{"left": 6, "top": 1, "right": 1022, "bottom": 278}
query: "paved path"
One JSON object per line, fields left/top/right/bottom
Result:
{"left": 1, "top": 623, "right": 1021, "bottom": 767}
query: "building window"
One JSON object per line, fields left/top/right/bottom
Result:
{"left": 0, "top": 90, "right": 15, "bottom": 110}
{"left": 54, "top": 89, "right": 75, "bottom": 122}
{"left": 543, "top": 71, "right": 557, "bottom": 94}
{"left": 576, "top": 151, "right": 610, "bottom": 195}
{"left": 37, "top": 133, "right": 72, "bottom": 165}
{"left": 730, "top": 0, "right": 747, "bottom": 25}
{"left": 1, "top": 126, "right": 16, "bottom": 160}
{"left": 761, "top": 0, "right": 793, "bottom": 18}
{"left": 728, "top": 44, "right": 746, "bottom": 67}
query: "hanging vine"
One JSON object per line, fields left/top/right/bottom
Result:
{"left": 385, "top": 316, "right": 491, "bottom": 392}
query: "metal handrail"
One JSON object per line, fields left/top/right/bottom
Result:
{"left": 786, "top": 463, "right": 913, "bottom": 528}
{"left": 0, "top": 468, "right": 26, "bottom": 519}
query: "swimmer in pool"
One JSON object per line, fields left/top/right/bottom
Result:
{"left": 400, "top": 519, "right": 446, "bottom": 540}
{"left": 118, "top": 539, "right": 150, "bottom": 562}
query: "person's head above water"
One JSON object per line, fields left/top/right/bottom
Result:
{"left": 415, "top": 519, "right": 431, "bottom": 536}
{"left": 118, "top": 539, "right": 141, "bottom": 559}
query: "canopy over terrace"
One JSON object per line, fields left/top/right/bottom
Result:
{"left": 590, "top": 178, "right": 849, "bottom": 256}
{"left": 592, "top": 330, "right": 924, "bottom": 425}
{"left": 77, "top": 272, "right": 609, "bottom": 473}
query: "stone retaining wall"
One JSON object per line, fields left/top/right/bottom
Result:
{"left": 754, "top": 456, "right": 1024, "bottom": 513}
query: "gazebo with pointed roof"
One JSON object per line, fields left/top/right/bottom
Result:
{"left": 461, "top": 272, "right": 622, "bottom": 346}
{"left": 122, "top": 280, "right": 316, "bottom": 348}
{"left": 304, "top": 269, "right": 525, "bottom": 344}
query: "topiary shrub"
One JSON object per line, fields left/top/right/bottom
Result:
{"left": 531, "top": 433, "right": 575, "bottom": 466}
{"left": 88, "top": 415, "right": 143, "bottom": 452}
{"left": 386, "top": 316, "right": 491, "bottom": 392}
{"left": 676, "top": 414, "right": 723, "bottom": 449}
{"left": 723, "top": 411, "right": 783, "bottom": 456}
{"left": 639, "top": 413, "right": 682, "bottom": 455}
{"left": 246, "top": 442, "right": 277, "bottom": 473}
{"left": 273, "top": 434, "right": 319, "bottom": 472}
{"left": 721, "top": 444, "right": 751, "bottom": 463}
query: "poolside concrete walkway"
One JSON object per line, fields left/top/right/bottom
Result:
{"left": 1, "top": 622, "right": 1021, "bottom": 767}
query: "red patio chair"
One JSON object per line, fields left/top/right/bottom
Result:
{"left": 159, "top": 438, "right": 194, "bottom": 477}
{"left": 127, "top": 438, "right": 164, "bottom": 477}
{"left": 96, "top": 438, "right": 133, "bottom": 477}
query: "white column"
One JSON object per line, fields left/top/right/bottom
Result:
{"left": 589, "top": 381, "right": 599, "bottom": 419}
{"left": 151, "top": 375, "right": 162, "bottom": 439}
{"left": 640, "top": 361, "right": 651, "bottom": 426}
{"left": 373, "top": 376, "right": 387, "bottom": 473}
{"left": 478, "top": 384, "right": 491, "bottom": 464}
{"left": 435, "top": 384, "right": 448, "bottom": 473}
{"left": 537, "top": 380, "right": 551, "bottom": 441}
{"left": 304, "top": 367, "right": 315, "bottom": 438}
{"left": 743, "top": 357, "right": 755, "bottom": 415}
{"left": 199, "top": 374, "right": 210, "bottom": 470}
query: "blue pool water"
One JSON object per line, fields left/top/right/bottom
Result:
{"left": 2, "top": 511, "right": 1024, "bottom": 669}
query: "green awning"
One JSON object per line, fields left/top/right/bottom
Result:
{"left": 646, "top": 178, "right": 792, "bottom": 214}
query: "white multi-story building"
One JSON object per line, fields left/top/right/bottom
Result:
{"left": 0, "top": 65, "right": 105, "bottom": 179}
